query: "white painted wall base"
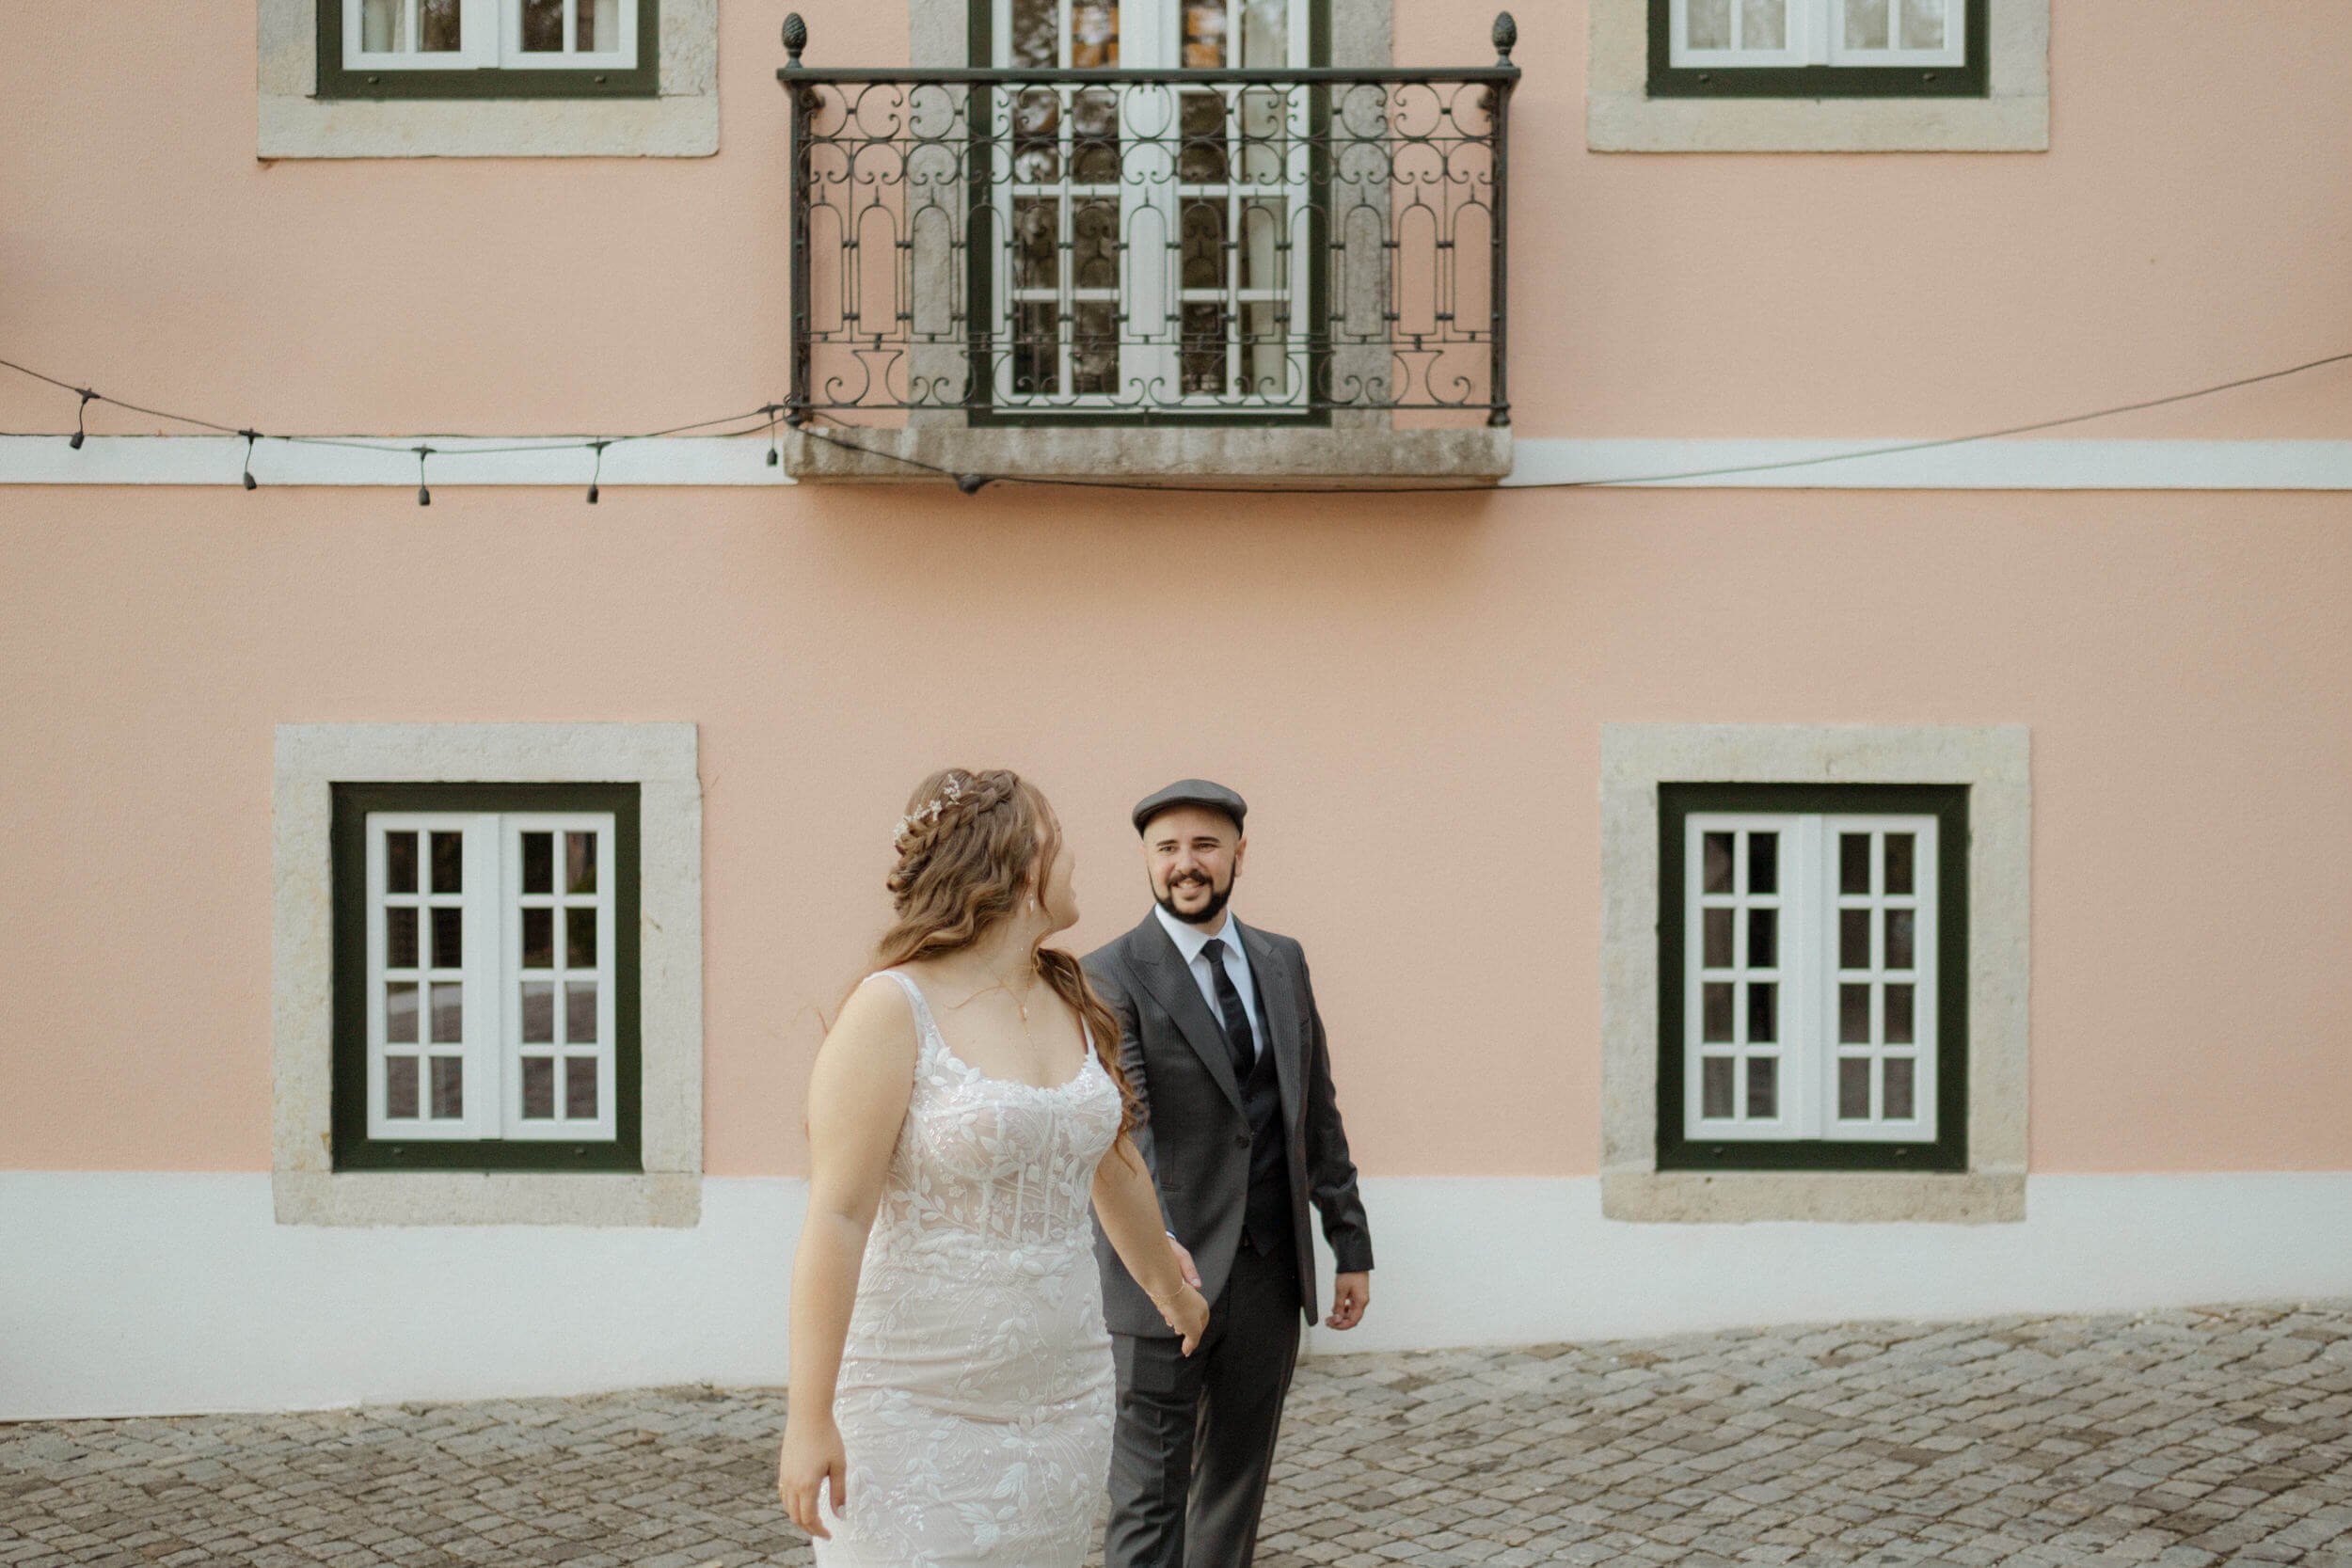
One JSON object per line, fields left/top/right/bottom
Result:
{"left": 7, "top": 1171, "right": 2350, "bottom": 1418}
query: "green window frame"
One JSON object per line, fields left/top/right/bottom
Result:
{"left": 331, "top": 782, "right": 643, "bottom": 1172}
{"left": 316, "top": 0, "right": 660, "bottom": 100}
{"left": 1658, "top": 782, "right": 1969, "bottom": 1174}
{"left": 1646, "top": 0, "right": 1988, "bottom": 100}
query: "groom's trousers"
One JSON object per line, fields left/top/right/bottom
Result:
{"left": 1104, "top": 1240, "right": 1303, "bottom": 1568}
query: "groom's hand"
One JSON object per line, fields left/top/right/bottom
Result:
{"left": 1327, "top": 1272, "right": 1370, "bottom": 1331}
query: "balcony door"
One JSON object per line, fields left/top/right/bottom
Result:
{"left": 987, "top": 0, "right": 1315, "bottom": 414}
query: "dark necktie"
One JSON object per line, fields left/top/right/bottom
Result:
{"left": 1199, "top": 938, "right": 1256, "bottom": 1078}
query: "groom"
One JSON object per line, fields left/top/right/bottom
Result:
{"left": 1088, "top": 779, "right": 1375, "bottom": 1568}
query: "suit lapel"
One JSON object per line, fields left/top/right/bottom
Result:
{"left": 1128, "top": 916, "right": 1246, "bottom": 1114}
{"left": 1239, "top": 922, "right": 1301, "bottom": 1117}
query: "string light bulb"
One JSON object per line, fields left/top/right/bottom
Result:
{"left": 767, "top": 404, "right": 782, "bottom": 467}
{"left": 587, "top": 440, "right": 607, "bottom": 504}
{"left": 69, "top": 388, "right": 95, "bottom": 450}
{"left": 415, "top": 446, "right": 432, "bottom": 507}
{"left": 240, "top": 430, "right": 260, "bottom": 490}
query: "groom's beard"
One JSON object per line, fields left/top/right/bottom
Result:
{"left": 1155, "top": 871, "right": 1233, "bottom": 927}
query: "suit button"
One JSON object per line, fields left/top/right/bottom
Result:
{"left": 1234, "top": 1132, "right": 1250, "bottom": 1148}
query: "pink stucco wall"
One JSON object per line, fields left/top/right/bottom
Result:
{"left": 1, "top": 3, "right": 2347, "bottom": 439}
{"left": 4, "top": 484, "right": 2348, "bottom": 1176}
{"left": 2, "top": 4, "right": 2349, "bottom": 1180}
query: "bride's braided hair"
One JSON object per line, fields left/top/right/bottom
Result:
{"left": 872, "top": 768, "right": 1139, "bottom": 1140}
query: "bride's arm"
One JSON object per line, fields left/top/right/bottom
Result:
{"left": 1093, "top": 1135, "right": 1209, "bottom": 1353}
{"left": 777, "top": 977, "right": 918, "bottom": 1541}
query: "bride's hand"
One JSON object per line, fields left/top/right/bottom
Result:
{"left": 777, "top": 1417, "right": 847, "bottom": 1541}
{"left": 1156, "top": 1283, "right": 1210, "bottom": 1355}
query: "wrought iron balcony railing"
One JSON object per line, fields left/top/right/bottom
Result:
{"left": 779, "top": 13, "right": 1518, "bottom": 426}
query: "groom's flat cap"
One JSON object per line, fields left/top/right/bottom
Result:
{"left": 1132, "top": 779, "right": 1248, "bottom": 836}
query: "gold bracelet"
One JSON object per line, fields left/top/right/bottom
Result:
{"left": 1146, "top": 1284, "right": 1186, "bottom": 1307}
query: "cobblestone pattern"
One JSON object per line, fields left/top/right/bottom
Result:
{"left": 5, "top": 1303, "right": 2349, "bottom": 1567}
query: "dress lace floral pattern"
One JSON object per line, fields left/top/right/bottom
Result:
{"left": 816, "top": 969, "right": 1124, "bottom": 1567}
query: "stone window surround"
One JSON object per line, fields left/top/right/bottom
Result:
{"left": 784, "top": 0, "right": 1512, "bottom": 484}
{"left": 258, "top": 0, "right": 718, "bottom": 158}
{"left": 1586, "top": 0, "right": 2049, "bottom": 152}
{"left": 1600, "top": 723, "right": 2028, "bottom": 1223}
{"left": 273, "top": 722, "right": 704, "bottom": 1226}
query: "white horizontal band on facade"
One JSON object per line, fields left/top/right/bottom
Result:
{"left": 7, "top": 1170, "right": 2352, "bottom": 1418}
{"left": 6, "top": 435, "right": 2352, "bottom": 491}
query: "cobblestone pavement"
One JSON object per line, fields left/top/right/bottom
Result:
{"left": 6, "top": 1303, "right": 2350, "bottom": 1568}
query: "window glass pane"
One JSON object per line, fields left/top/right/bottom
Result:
{"left": 1182, "top": 198, "right": 1227, "bottom": 290}
{"left": 1072, "top": 89, "right": 1120, "bottom": 182}
{"left": 386, "top": 981, "right": 419, "bottom": 1044}
{"left": 521, "top": 0, "right": 564, "bottom": 52}
{"left": 1899, "top": 0, "right": 1946, "bottom": 49}
{"left": 429, "top": 981, "right": 464, "bottom": 1044}
{"left": 1012, "top": 301, "right": 1058, "bottom": 397}
{"left": 1073, "top": 302, "right": 1119, "bottom": 396}
{"left": 430, "top": 1056, "right": 463, "bottom": 1118}
{"left": 1013, "top": 198, "right": 1059, "bottom": 291}
{"left": 1840, "top": 832, "right": 1870, "bottom": 895}
{"left": 1884, "top": 832, "right": 1915, "bottom": 895}
{"left": 1073, "top": 198, "right": 1120, "bottom": 289}
{"left": 386, "top": 831, "right": 418, "bottom": 894}
{"left": 1746, "top": 908, "right": 1777, "bottom": 969}
{"left": 1239, "top": 0, "right": 1286, "bottom": 68}
{"left": 1179, "top": 93, "right": 1228, "bottom": 183}
{"left": 1183, "top": 1, "right": 1228, "bottom": 68}
{"left": 1740, "top": 0, "right": 1786, "bottom": 49}
{"left": 1071, "top": 0, "right": 1119, "bottom": 68}
{"left": 1745, "top": 981, "right": 1776, "bottom": 1043}
{"left": 1010, "top": 0, "right": 1057, "bottom": 67}
{"left": 520, "top": 980, "right": 555, "bottom": 1043}
{"left": 1885, "top": 909, "right": 1915, "bottom": 970}
{"left": 1745, "top": 1056, "right": 1776, "bottom": 1118}
{"left": 361, "top": 0, "right": 404, "bottom": 54}
{"left": 1885, "top": 982, "right": 1915, "bottom": 1044}
{"left": 1181, "top": 302, "right": 1228, "bottom": 396}
{"left": 577, "top": 0, "right": 617, "bottom": 52}
{"left": 1839, "top": 982, "right": 1870, "bottom": 1043}
{"left": 564, "top": 981, "right": 598, "bottom": 1045}
{"left": 1845, "top": 0, "right": 1890, "bottom": 48}
{"left": 1702, "top": 982, "right": 1734, "bottom": 1043}
{"left": 1838, "top": 1057, "right": 1871, "bottom": 1120}
{"left": 521, "top": 1057, "right": 556, "bottom": 1119}
{"left": 1703, "top": 832, "right": 1734, "bottom": 895}
{"left": 387, "top": 906, "right": 419, "bottom": 970}
{"left": 522, "top": 832, "right": 554, "bottom": 895}
{"left": 1840, "top": 908, "right": 1870, "bottom": 970}
{"left": 566, "top": 832, "right": 597, "bottom": 895}
{"left": 1747, "top": 832, "right": 1777, "bottom": 895}
{"left": 1687, "top": 0, "right": 1732, "bottom": 49}
{"left": 1701, "top": 1056, "right": 1734, "bottom": 1118}
{"left": 1884, "top": 1056, "right": 1916, "bottom": 1118}
{"left": 566, "top": 908, "right": 596, "bottom": 969}
{"left": 419, "top": 0, "right": 460, "bottom": 50}
{"left": 386, "top": 1056, "right": 420, "bottom": 1117}
{"left": 1703, "top": 908, "right": 1733, "bottom": 969}
{"left": 432, "top": 906, "right": 464, "bottom": 970}
{"left": 565, "top": 1057, "right": 599, "bottom": 1118}
{"left": 523, "top": 908, "right": 553, "bottom": 970}
{"left": 430, "top": 831, "right": 463, "bottom": 894}
{"left": 1013, "top": 90, "right": 1062, "bottom": 181}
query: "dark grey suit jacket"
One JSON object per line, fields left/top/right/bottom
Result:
{"left": 1087, "top": 913, "right": 1374, "bottom": 1337}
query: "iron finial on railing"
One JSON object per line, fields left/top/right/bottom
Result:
{"left": 1493, "top": 11, "right": 1517, "bottom": 65}
{"left": 782, "top": 12, "right": 807, "bottom": 67}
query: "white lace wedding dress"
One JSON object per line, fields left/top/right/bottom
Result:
{"left": 815, "top": 969, "right": 1124, "bottom": 1567}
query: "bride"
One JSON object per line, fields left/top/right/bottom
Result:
{"left": 777, "top": 768, "right": 1211, "bottom": 1565}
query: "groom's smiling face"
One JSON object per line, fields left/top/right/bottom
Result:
{"left": 1143, "top": 804, "right": 1246, "bottom": 927}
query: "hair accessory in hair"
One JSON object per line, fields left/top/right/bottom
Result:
{"left": 893, "top": 773, "right": 967, "bottom": 853}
